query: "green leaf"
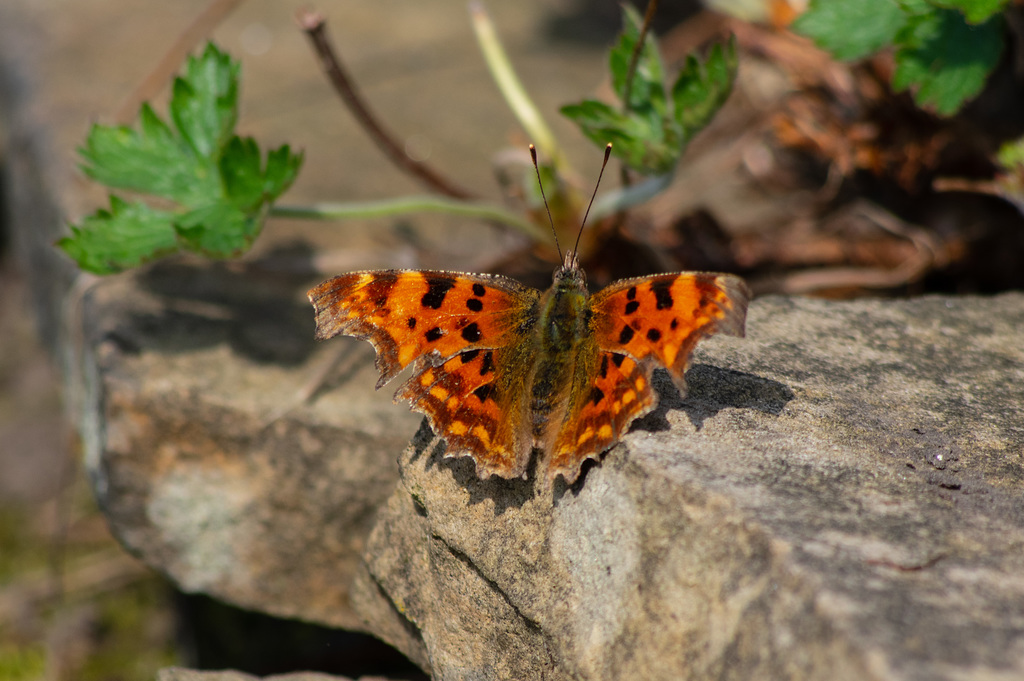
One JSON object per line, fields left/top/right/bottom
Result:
{"left": 220, "top": 137, "right": 303, "bottom": 212}
{"left": 174, "top": 203, "right": 263, "bottom": 257}
{"left": 57, "top": 197, "right": 179, "bottom": 274}
{"left": 609, "top": 4, "right": 667, "bottom": 119}
{"left": 893, "top": 8, "right": 1004, "bottom": 114}
{"left": 64, "top": 42, "right": 304, "bottom": 274}
{"left": 78, "top": 104, "right": 211, "bottom": 204}
{"left": 170, "top": 43, "right": 239, "bottom": 158}
{"left": 263, "top": 145, "right": 303, "bottom": 200}
{"left": 561, "top": 100, "right": 676, "bottom": 174}
{"left": 671, "top": 37, "right": 738, "bottom": 142}
{"left": 792, "top": 0, "right": 908, "bottom": 60}
{"left": 927, "top": 0, "right": 1009, "bottom": 24}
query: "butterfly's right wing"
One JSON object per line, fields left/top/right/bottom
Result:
{"left": 309, "top": 270, "right": 540, "bottom": 478}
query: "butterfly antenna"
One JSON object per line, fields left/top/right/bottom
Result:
{"left": 530, "top": 144, "right": 562, "bottom": 261}
{"left": 573, "top": 142, "right": 613, "bottom": 257}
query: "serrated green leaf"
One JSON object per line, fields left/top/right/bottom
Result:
{"left": 671, "top": 38, "right": 737, "bottom": 142}
{"left": 560, "top": 100, "right": 677, "bottom": 173}
{"left": 174, "top": 203, "right": 263, "bottom": 257}
{"left": 893, "top": 8, "right": 1004, "bottom": 115}
{"left": 219, "top": 136, "right": 264, "bottom": 210}
{"left": 66, "top": 42, "right": 305, "bottom": 274}
{"left": 78, "top": 104, "right": 212, "bottom": 204}
{"left": 609, "top": 5, "right": 668, "bottom": 119}
{"left": 264, "top": 145, "right": 303, "bottom": 197}
{"left": 220, "top": 138, "right": 304, "bottom": 212}
{"left": 793, "top": 0, "right": 908, "bottom": 60}
{"left": 57, "top": 197, "right": 179, "bottom": 274}
{"left": 927, "top": 0, "right": 1009, "bottom": 24}
{"left": 170, "top": 43, "right": 239, "bottom": 159}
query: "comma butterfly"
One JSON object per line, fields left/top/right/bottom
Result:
{"left": 308, "top": 145, "right": 750, "bottom": 483}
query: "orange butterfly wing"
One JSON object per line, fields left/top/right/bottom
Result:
{"left": 549, "top": 272, "right": 749, "bottom": 482}
{"left": 308, "top": 271, "right": 540, "bottom": 477}
{"left": 590, "top": 272, "right": 749, "bottom": 394}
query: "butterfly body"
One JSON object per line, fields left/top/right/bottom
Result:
{"left": 309, "top": 252, "right": 749, "bottom": 484}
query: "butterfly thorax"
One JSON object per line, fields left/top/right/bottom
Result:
{"left": 529, "top": 258, "right": 593, "bottom": 441}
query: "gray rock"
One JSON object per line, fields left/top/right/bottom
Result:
{"left": 76, "top": 263, "right": 418, "bottom": 629}
{"left": 353, "top": 293, "right": 1024, "bottom": 681}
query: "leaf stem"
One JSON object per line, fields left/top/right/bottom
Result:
{"left": 469, "top": 2, "right": 567, "bottom": 172}
{"left": 297, "top": 10, "right": 475, "bottom": 200}
{"left": 589, "top": 173, "right": 673, "bottom": 219}
{"left": 270, "top": 196, "right": 550, "bottom": 242}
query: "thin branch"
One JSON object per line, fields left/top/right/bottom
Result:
{"left": 271, "top": 196, "right": 549, "bottom": 242}
{"left": 297, "top": 10, "right": 475, "bottom": 200}
{"left": 114, "top": 0, "right": 247, "bottom": 123}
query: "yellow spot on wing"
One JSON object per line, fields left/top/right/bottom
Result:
{"left": 419, "top": 369, "right": 435, "bottom": 385}
{"left": 430, "top": 386, "right": 449, "bottom": 401}
{"left": 450, "top": 421, "right": 468, "bottom": 435}
{"left": 662, "top": 345, "right": 677, "bottom": 367}
{"left": 622, "top": 390, "right": 636, "bottom": 405}
{"left": 472, "top": 425, "right": 492, "bottom": 447}
{"left": 598, "top": 424, "right": 612, "bottom": 440}
{"left": 577, "top": 427, "right": 594, "bottom": 445}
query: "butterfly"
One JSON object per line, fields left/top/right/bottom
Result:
{"left": 308, "top": 145, "right": 750, "bottom": 484}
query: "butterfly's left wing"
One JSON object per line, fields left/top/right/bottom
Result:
{"left": 308, "top": 270, "right": 541, "bottom": 478}
{"left": 549, "top": 272, "right": 749, "bottom": 482}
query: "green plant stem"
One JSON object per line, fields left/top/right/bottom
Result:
{"left": 469, "top": 2, "right": 567, "bottom": 172}
{"left": 589, "top": 173, "right": 673, "bottom": 220}
{"left": 270, "top": 196, "right": 550, "bottom": 242}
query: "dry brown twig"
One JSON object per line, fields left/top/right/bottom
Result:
{"left": 297, "top": 9, "right": 475, "bottom": 200}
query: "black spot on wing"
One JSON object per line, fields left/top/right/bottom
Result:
{"left": 461, "top": 323, "right": 482, "bottom": 342}
{"left": 425, "top": 327, "right": 443, "bottom": 342}
{"left": 421, "top": 276, "right": 455, "bottom": 309}
{"left": 624, "top": 300, "right": 640, "bottom": 315}
{"left": 473, "top": 384, "right": 494, "bottom": 403}
{"left": 647, "top": 328, "right": 662, "bottom": 342}
{"left": 589, "top": 387, "right": 605, "bottom": 405}
{"left": 472, "top": 283, "right": 486, "bottom": 297}
{"left": 626, "top": 286, "right": 637, "bottom": 300}
{"left": 466, "top": 298, "right": 483, "bottom": 312}
{"left": 618, "top": 325, "right": 635, "bottom": 344}
{"left": 599, "top": 354, "right": 609, "bottom": 378}
{"left": 461, "top": 349, "right": 480, "bottom": 363}
{"left": 612, "top": 354, "right": 625, "bottom": 368}
{"left": 480, "top": 351, "right": 495, "bottom": 376}
{"left": 651, "top": 279, "right": 674, "bottom": 310}
{"left": 407, "top": 317, "right": 417, "bottom": 329}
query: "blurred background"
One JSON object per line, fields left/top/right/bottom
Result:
{"left": 2, "top": 0, "right": 1022, "bottom": 678}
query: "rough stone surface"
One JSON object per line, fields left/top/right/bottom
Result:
{"left": 352, "top": 293, "right": 1024, "bottom": 681}
{"left": 156, "top": 668, "right": 355, "bottom": 681}
{"left": 77, "top": 261, "right": 417, "bottom": 629}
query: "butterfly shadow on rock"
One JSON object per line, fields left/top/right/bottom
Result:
{"left": 405, "top": 364, "right": 793, "bottom": 512}
{"left": 636, "top": 363, "right": 794, "bottom": 433}
{"left": 406, "top": 420, "right": 538, "bottom": 514}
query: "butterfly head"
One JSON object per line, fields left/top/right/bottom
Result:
{"left": 553, "top": 249, "right": 586, "bottom": 288}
